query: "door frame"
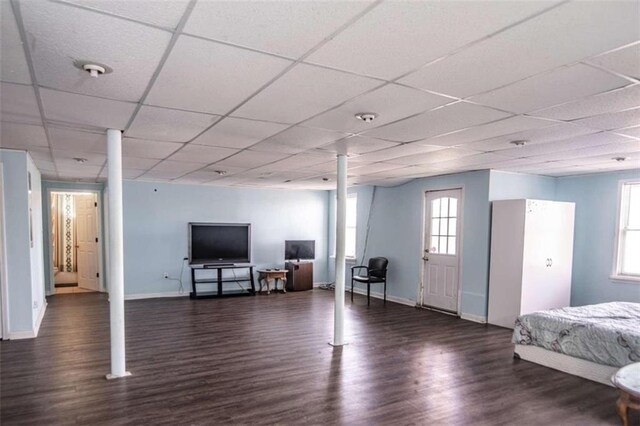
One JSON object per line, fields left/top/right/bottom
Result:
{"left": 417, "top": 185, "right": 465, "bottom": 316}
{"left": 0, "top": 164, "right": 9, "bottom": 338}
{"left": 44, "top": 186, "right": 105, "bottom": 294}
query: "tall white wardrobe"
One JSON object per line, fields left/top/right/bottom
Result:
{"left": 488, "top": 199, "right": 575, "bottom": 329}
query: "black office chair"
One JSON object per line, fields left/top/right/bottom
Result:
{"left": 351, "top": 257, "right": 388, "bottom": 306}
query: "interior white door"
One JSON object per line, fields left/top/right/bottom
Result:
{"left": 422, "top": 189, "right": 462, "bottom": 313}
{"left": 76, "top": 194, "right": 100, "bottom": 291}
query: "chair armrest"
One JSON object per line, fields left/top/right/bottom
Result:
{"left": 350, "top": 265, "right": 369, "bottom": 272}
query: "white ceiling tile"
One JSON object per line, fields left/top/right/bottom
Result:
{"left": 202, "top": 165, "right": 248, "bottom": 176}
{"left": 526, "top": 139, "right": 640, "bottom": 162}
{"left": 359, "top": 165, "right": 437, "bottom": 179}
{"left": 173, "top": 170, "right": 225, "bottom": 184}
{"left": 121, "top": 156, "right": 158, "bottom": 170}
{"left": 0, "top": 1, "right": 31, "bottom": 84}
{"left": 572, "top": 107, "right": 640, "bottom": 131}
{"left": 461, "top": 123, "right": 597, "bottom": 152}
{"left": 49, "top": 127, "right": 105, "bottom": 153}
{"left": 363, "top": 102, "right": 511, "bottom": 142}
{"left": 398, "top": 1, "right": 640, "bottom": 98}
{"left": 184, "top": 1, "right": 372, "bottom": 58}
{"left": 0, "top": 83, "right": 41, "bottom": 125}
{"left": 250, "top": 126, "right": 347, "bottom": 154}
{"left": 533, "top": 84, "right": 640, "bottom": 121}
{"left": 234, "top": 63, "right": 381, "bottom": 124}
{"left": 497, "top": 132, "right": 633, "bottom": 158}
{"left": 354, "top": 143, "right": 445, "bottom": 163}
{"left": 61, "top": 0, "right": 190, "bottom": 29}
{"left": 192, "top": 117, "right": 288, "bottom": 149}
{"left": 302, "top": 84, "right": 451, "bottom": 133}
{"left": 54, "top": 150, "right": 105, "bottom": 166}
{"left": 20, "top": 0, "right": 172, "bottom": 101}
{"left": 100, "top": 167, "right": 146, "bottom": 179}
{"left": 143, "top": 160, "right": 205, "bottom": 179}
{"left": 389, "top": 147, "right": 481, "bottom": 166}
{"left": 55, "top": 164, "right": 102, "bottom": 177}
{"left": 434, "top": 152, "right": 512, "bottom": 170}
{"left": 126, "top": 106, "right": 219, "bottom": 142}
{"left": 588, "top": 43, "right": 640, "bottom": 80}
{"left": 210, "top": 150, "right": 290, "bottom": 169}
{"left": 40, "top": 88, "right": 137, "bottom": 130}
{"left": 0, "top": 122, "right": 48, "bottom": 150}
{"left": 347, "top": 162, "right": 407, "bottom": 176}
{"left": 470, "top": 64, "right": 629, "bottom": 114}
{"left": 319, "top": 136, "right": 399, "bottom": 155}
{"left": 266, "top": 154, "right": 335, "bottom": 171}
{"left": 167, "top": 144, "right": 238, "bottom": 164}
{"left": 424, "top": 116, "right": 557, "bottom": 147}
{"left": 28, "top": 149, "right": 53, "bottom": 162}
{"left": 614, "top": 126, "right": 640, "bottom": 139}
{"left": 123, "top": 137, "right": 182, "bottom": 159}
{"left": 145, "top": 35, "right": 291, "bottom": 114}
{"left": 306, "top": 1, "right": 559, "bottom": 79}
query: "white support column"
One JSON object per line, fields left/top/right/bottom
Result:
{"left": 332, "top": 154, "right": 347, "bottom": 346}
{"left": 106, "top": 129, "right": 130, "bottom": 379}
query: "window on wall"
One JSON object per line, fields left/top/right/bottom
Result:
{"left": 614, "top": 181, "right": 640, "bottom": 280}
{"left": 429, "top": 197, "right": 458, "bottom": 255}
{"left": 346, "top": 194, "right": 357, "bottom": 259}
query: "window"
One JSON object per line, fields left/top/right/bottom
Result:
{"left": 346, "top": 195, "right": 357, "bottom": 259}
{"left": 429, "top": 197, "right": 458, "bottom": 255}
{"left": 614, "top": 181, "right": 640, "bottom": 280}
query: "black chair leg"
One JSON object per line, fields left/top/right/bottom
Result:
{"left": 367, "top": 284, "right": 370, "bottom": 306}
{"left": 384, "top": 280, "right": 386, "bottom": 305}
{"left": 351, "top": 278, "right": 354, "bottom": 302}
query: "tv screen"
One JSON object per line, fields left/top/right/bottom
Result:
{"left": 189, "top": 223, "right": 251, "bottom": 265}
{"left": 285, "top": 240, "right": 315, "bottom": 261}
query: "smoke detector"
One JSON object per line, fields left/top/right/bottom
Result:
{"left": 613, "top": 157, "right": 627, "bottom": 162}
{"left": 73, "top": 60, "right": 113, "bottom": 78}
{"left": 510, "top": 140, "right": 528, "bottom": 147}
{"left": 355, "top": 112, "right": 378, "bottom": 123}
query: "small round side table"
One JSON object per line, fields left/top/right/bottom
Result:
{"left": 612, "top": 362, "right": 640, "bottom": 426}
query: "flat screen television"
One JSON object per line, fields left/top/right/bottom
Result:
{"left": 285, "top": 240, "right": 315, "bottom": 261}
{"left": 189, "top": 223, "right": 251, "bottom": 265}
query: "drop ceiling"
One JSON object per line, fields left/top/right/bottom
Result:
{"left": 0, "top": 0, "right": 638, "bottom": 191}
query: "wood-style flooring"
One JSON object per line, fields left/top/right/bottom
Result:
{"left": 0, "top": 290, "right": 632, "bottom": 425}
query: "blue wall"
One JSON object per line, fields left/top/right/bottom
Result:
{"left": 489, "top": 170, "right": 557, "bottom": 201}
{"left": 556, "top": 169, "right": 640, "bottom": 305}
{"left": 122, "top": 180, "right": 330, "bottom": 296}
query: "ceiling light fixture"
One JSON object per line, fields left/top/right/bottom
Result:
{"left": 73, "top": 60, "right": 113, "bottom": 78}
{"left": 613, "top": 157, "right": 627, "bottom": 162}
{"left": 73, "top": 157, "right": 88, "bottom": 163}
{"left": 355, "top": 112, "right": 378, "bottom": 123}
{"left": 510, "top": 140, "right": 528, "bottom": 147}
{"left": 213, "top": 170, "right": 227, "bottom": 175}
{"left": 322, "top": 177, "right": 330, "bottom": 181}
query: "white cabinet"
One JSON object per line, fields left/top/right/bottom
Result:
{"left": 488, "top": 199, "right": 575, "bottom": 329}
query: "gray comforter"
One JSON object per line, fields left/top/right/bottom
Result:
{"left": 512, "top": 302, "right": 640, "bottom": 367}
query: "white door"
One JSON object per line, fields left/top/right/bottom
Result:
{"left": 422, "top": 189, "right": 462, "bottom": 312}
{"left": 76, "top": 194, "right": 100, "bottom": 291}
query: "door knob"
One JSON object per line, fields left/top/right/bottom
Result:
{"left": 422, "top": 257, "right": 429, "bottom": 261}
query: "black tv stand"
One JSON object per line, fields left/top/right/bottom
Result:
{"left": 190, "top": 264, "right": 256, "bottom": 298}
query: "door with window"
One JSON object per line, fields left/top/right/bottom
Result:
{"left": 422, "top": 189, "right": 462, "bottom": 312}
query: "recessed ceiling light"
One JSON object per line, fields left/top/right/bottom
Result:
{"left": 510, "top": 140, "right": 528, "bottom": 147}
{"left": 73, "top": 157, "right": 88, "bottom": 163}
{"left": 73, "top": 60, "right": 113, "bottom": 78}
{"left": 613, "top": 157, "right": 627, "bottom": 162}
{"left": 355, "top": 112, "right": 378, "bottom": 123}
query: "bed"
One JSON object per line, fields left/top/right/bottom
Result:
{"left": 512, "top": 302, "right": 640, "bottom": 386}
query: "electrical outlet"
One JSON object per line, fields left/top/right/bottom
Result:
{"left": 163, "top": 273, "right": 169, "bottom": 279}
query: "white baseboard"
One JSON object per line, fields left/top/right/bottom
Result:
{"left": 460, "top": 312, "right": 487, "bottom": 324}
{"left": 348, "top": 287, "right": 416, "bottom": 307}
{"left": 124, "top": 291, "right": 189, "bottom": 300}
{"left": 8, "top": 301, "right": 47, "bottom": 340}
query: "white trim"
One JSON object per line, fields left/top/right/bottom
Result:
{"left": 460, "top": 313, "right": 487, "bottom": 324}
{"left": 45, "top": 187, "right": 106, "bottom": 294}
{"left": 612, "top": 179, "right": 640, "bottom": 281}
{"left": 33, "top": 300, "right": 47, "bottom": 336}
{"left": 0, "top": 163, "right": 9, "bottom": 339}
{"left": 514, "top": 344, "right": 617, "bottom": 387}
{"left": 418, "top": 185, "right": 465, "bottom": 315}
{"left": 348, "top": 287, "right": 416, "bottom": 307}
{"left": 124, "top": 292, "right": 189, "bottom": 300}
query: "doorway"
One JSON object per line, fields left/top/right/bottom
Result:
{"left": 422, "top": 188, "right": 463, "bottom": 313}
{"left": 50, "top": 192, "right": 101, "bottom": 293}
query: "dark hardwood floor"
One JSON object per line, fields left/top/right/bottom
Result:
{"left": 1, "top": 290, "right": 631, "bottom": 425}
